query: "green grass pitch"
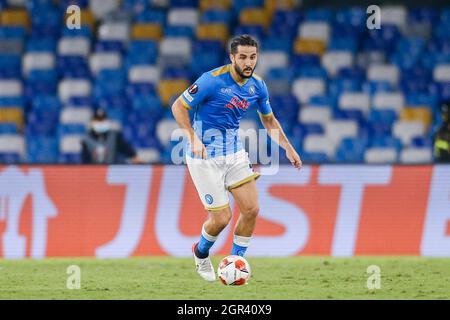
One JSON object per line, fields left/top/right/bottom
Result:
{"left": 0, "top": 257, "right": 449, "bottom": 300}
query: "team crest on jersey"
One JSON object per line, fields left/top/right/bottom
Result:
{"left": 248, "top": 85, "right": 255, "bottom": 96}
{"left": 188, "top": 84, "right": 198, "bottom": 94}
{"left": 205, "top": 194, "right": 214, "bottom": 205}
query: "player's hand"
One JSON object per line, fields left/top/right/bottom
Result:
{"left": 129, "top": 156, "right": 146, "bottom": 164}
{"left": 286, "top": 147, "right": 302, "bottom": 170}
{"left": 191, "top": 135, "right": 207, "bottom": 159}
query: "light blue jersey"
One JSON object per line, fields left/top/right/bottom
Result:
{"left": 178, "top": 64, "right": 273, "bottom": 158}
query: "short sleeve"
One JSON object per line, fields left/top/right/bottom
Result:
{"left": 257, "top": 80, "right": 273, "bottom": 117}
{"left": 178, "top": 72, "right": 213, "bottom": 110}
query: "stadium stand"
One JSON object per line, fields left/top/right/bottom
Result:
{"left": 0, "top": 0, "right": 448, "bottom": 164}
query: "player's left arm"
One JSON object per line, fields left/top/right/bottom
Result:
{"left": 257, "top": 81, "right": 302, "bottom": 169}
{"left": 259, "top": 112, "right": 302, "bottom": 169}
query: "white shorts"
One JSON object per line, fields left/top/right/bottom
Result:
{"left": 186, "top": 149, "right": 260, "bottom": 211}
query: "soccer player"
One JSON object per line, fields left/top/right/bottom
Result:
{"left": 171, "top": 35, "right": 302, "bottom": 282}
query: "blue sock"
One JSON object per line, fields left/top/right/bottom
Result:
{"left": 231, "top": 235, "right": 251, "bottom": 257}
{"left": 196, "top": 234, "right": 214, "bottom": 258}
{"left": 231, "top": 243, "right": 247, "bottom": 257}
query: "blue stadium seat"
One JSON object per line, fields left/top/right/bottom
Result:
{"left": 272, "top": 10, "right": 303, "bottom": 29}
{"left": 270, "top": 95, "right": 299, "bottom": 120}
{"left": 162, "top": 67, "right": 190, "bottom": 79}
{"left": 335, "top": 137, "right": 368, "bottom": 163}
{"left": 266, "top": 68, "right": 295, "bottom": 82}
{"left": 131, "top": 95, "right": 162, "bottom": 111}
{"left": 67, "top": 96, "right": 94, "bottom": 108}
{"left": 329, "top": 78, "right": 362, "bottom": 97}
{"left": 122, "top": 0, "right": 149, "bottom": 14}
{"left": 0, "top": 54, "right": 21, "bottom": 75}
{"left": 305, "top": 8, "right": 334, "bottom": 22}
{"left": 232, "top": 0, "right": 264, "bottom": 12}
{"left": 0, "top": 123, "right": 17, "bottom": 134}
{"left": 337, "top": 67, "right": 365, "bottom": 81}
{"left": 164, "top": 26, "right": 195, "bottom": 38}
{"left": 367, "top": 109, "right": 398, "bottom": 136}
{"left": 0, "top": 96, "right": 25, "bottom": 108}
{"left": 269, "top": 10, "right": 302, "bottom": 39}
{"left": 59, "top": 153, "right": 81, "bottom": 164}
{"left": 370, "top": 135, "right": 403, "bottom": 151}
{"left": 98, "top": 96, "right": 129, "bottom": 111}
{"left": 301, "top": 152, "right": 328, "bottom": 163}
{"left": 233, "top": 25, "right": 265, "bottom": 40}
{"left": 58, "top": 0, "right": 88, "bottom": 9}
{"left": 170, "top": 0, "right": 199, "bottom": 8}
{"left": 26, "top": 70, "right": 58, "bottom": 98}
{"left": 93, "top": 69, "right": 126, "bottom": 100}
{"left": 58, "top": 124, "right": 86, "bottom": 136}
{"left": 328, "top": 37, "right": 358, "bottom": 52}
{"left": 190, "top": 52, "right": 222, "bottom": 77}
{"left": 409, "top": 7, "right": 439, "bottom": 24}
{"left": 126, "top": 83, "right": 157, "bottom": 98}
{"left": 26, "top": 136, "right": 59, "bottom": 163}
{"left": 32, "top": 95, "right": 61, "bottom": 110}
{"left": 30, "top": 6, "right": 61, "bottom": 37}
{"left": 95, "top": 40, "right": 125, "bottom": 53}
{"left": 411, "top": 136, "right": 432, "bottom": 148}
{"left": 335, "top": 109, "right": 365, "bottom": 125}
{"left": 61, "top": 25, "right": 92, "bottom": 38}
{"left": 335, "top": 7, "right": 366, "bottom": 28}
{"left": 0, "top": 26, "right": 26, "bottom": 39}
{"left": 262, "top": 36, "right": 293, "bottom": 52}
{"left": 125, "top": 40, "right": 159, "bottom": 67}
{"left": 363, "top": 80, "right": 393, "bottom": 95}
{"left": 27, "top": 110, "right": 60, "bottom": 136}
{"left": 290, "top": 54, "right": 321, "bottom": 69}
{"left": 26, "top": 37, "right": 56, "bottom": 52}
{"left": 201, "top": 10, "right": 231, "bottom": 24}
{"left": 135, "top": 10, "right": 166, "bottom": 24}
{"left": 57, "top": 56, "right": 90, "bottom": 78}
{"left": 295, "top": 65, "right": 327, "bottom": 79}
{"left": 0, "top": 153, "right": 21, "bottom": 164}
{"left": 309, "top": 95, "right": 335, "bottom": 108}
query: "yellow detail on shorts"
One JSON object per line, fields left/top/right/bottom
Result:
{"left": 212, "top": 65, "right": 230, "bottom": 77}
{"left": 205, "top": 203, "right": 230, "bottom": 211}
{"left": 227, "top": 172, "right": 261, "bottom": 190}
{"left": 257, "top": 111, "right": 273, "bottom": 118}
{"left": 178, "top": 96, "right": 192, "bottom": 110}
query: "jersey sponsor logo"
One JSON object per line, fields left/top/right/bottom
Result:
{"left": 226, "top": 96, "right": 250, "bottom": 110}
{"left": 183, "top": 91, "right": 193, "bottom": 102}
{"left": 205, "top": 194, "right": 214, "bottom": 205}
{"left": 188, "top": 84, "right": 198, "bottom": 94}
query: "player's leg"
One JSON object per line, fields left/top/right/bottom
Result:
{"left": 186, "top": 155, "right": 230, "bottom": 281}
{"left": 194, "top": 206, "right": 232, "bottom": 259}
{"left": 224, "top": 150, "right": 260, "bottom": 257}
{"left": 229, "top": 179, "right": 259, "bottom": 256}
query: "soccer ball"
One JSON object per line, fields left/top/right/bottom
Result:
{"left": 217, "top": 255, "right": 251, "bottom": 285}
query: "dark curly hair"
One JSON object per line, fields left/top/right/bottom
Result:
{"left": 230, "top": 35, "right": 259, "bottom": 54}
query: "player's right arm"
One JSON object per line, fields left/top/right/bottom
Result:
{"left": 171, "top": 98, "right": 207, "bottom": 159}
{"left": 172, "top": 72, "right": 215, "bottom": 159}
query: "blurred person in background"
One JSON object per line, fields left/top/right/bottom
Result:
{"left": 434, "top": 101, "right": 450, "bottom": 163}
{"left": 81, "top": 108, "right": 142, "bottom": 164}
